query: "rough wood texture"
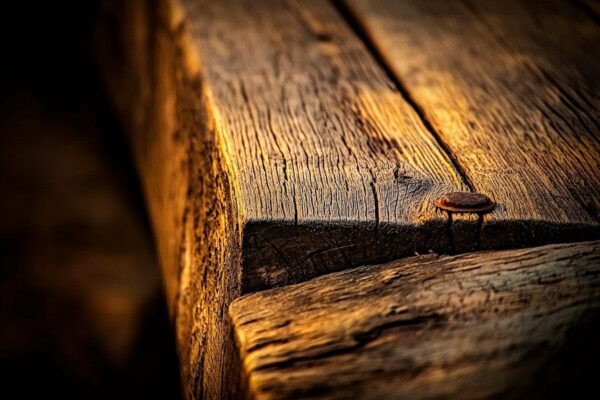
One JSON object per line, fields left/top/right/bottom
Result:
{"left": 186, "top": 0, "right": 474, "bottom": 292}
{"left": 97, "top": 0, "right": 600, "bottom": 398}
{"left": 100, "top": 0, "right": 600, "bottom": 301}
{"left": 99, "top": 1, "right": 243, "bottom": 398}
{"left": 231, "top": 240, "right": 600, "bottom": 399}
{"left": 343, "top": 0, "right": 600, "bottom": 244}
{"left": 97, "top": 0, "right": 464, "bottom": 396}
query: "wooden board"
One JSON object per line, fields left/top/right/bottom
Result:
{"left": 96, "top": 0, "right": 600, "bottom": 397}
{"left": 343, "top": 0, "right": 600, "bottom": 243}
{"left": 97, "top": 0, "right": 466, "bottom": 397}
{"left": 184, "top": 0, "right": 476, "bottom": 292}
{"left": 230, "top": 240, "right": 600, "bottom": 399}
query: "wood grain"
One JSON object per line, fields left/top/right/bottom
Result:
{"left": 184, "top": 0, "right": 475, "bottom": 292}
{"left": 231, "top": 240, "right": 600, "bottom": 399}
{"left": 343, "top": 0, "right": 600, "bottom": 246}
{"left": 97, "top": 0, "right": 600, "bottom": 397}
{"left": 99, "top": 1, "right": 244, "bottom": 398}
{"left": 97, "top": 1, "right": 469, "bottom": 396}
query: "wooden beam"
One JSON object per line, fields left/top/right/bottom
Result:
{"left": 342, "top": 0, "right": 600, "bottom": 244}
{"left": 97, "top": 0, "right": 469, "bottom": 396}
{"left": 181, "top": 0, "right": 478, "bottom": 292}
{"left": 96, "top": 0, "right": 600, "bottom": 397}
{"left": 230, "top": 240, "right": 600, "bottom": 399}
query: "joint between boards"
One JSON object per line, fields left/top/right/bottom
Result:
{"left": 331, "top": 0, "right": 475, "bottom": 192}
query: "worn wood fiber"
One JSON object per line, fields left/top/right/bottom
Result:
{"left": 97, "top": 0, "right": 600, "bottom": 398}
{"left": 343, "top": 0, "right": 600, "bottom": 245}
{"left": 99, "top": 1, "right": 243, "bottom": 398}
{"left": 97, "top": 0, "right": 469, "bottom": 395}
{"left": 231, "top": 240, "right": 600, "bottom": 399}
{"left": 102, "top": 0, "right": 600, "bottom": 300}
{"left": 185, "top": 0, "right": 476, "bottom": 292}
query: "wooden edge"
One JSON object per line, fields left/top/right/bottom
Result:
{"left": 231, "top": 240, "right": 600, "bottom": 399}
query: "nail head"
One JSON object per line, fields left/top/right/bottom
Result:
{"left": 434, "top": 192, "right": 495, "bottom": 214}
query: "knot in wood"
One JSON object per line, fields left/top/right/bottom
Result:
{"left": 434, "top": 192, "right": 495, "bottom": 214}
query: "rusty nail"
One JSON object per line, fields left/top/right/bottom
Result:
{"left": 434, "top": 192, "right": 495, "bottom": 214}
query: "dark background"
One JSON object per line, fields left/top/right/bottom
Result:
{"left": 0, "top": 2, "right": 181, "bottom": 398}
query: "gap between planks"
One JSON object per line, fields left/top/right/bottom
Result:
{"left": 331, "top": 0, "right": 476, "bottom": 192}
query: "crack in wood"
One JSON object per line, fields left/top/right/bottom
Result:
{"left": 331, "top": 0, "right": 476, "bottom": 192}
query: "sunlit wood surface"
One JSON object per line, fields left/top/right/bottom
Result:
{"left": 345, "top": 0, "right": 600, "bottom": 237}
{"left": 98, "top": 0, "right": 600, "bottom": 398}
{"left": 231, "top": 240, "right": 600, "bottom": 399}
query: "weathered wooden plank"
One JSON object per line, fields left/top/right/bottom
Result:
{"left": 184, "top": 0, "right": 474, "bottom": 292}
{"left": 97, "top": 0, "right": 600, "bottom": 397}
{"left": 230, "top": 240, "right": 600, "bottom": 399}
{"left": 98, "top": 0, "right": 470, "bottom": 397}
{"left": 343, "top": 0, "right": 600, "bottom": 244}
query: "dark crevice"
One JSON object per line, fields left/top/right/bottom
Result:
{"left": 246, "top": 337, "right": 292, "bottom": 353}
{"left": 351, "top": 313, "right": 443, "bottom": 344}
{"left": 253, "top": 313, "right": 443, "bottom": 371}
{"left": 331, "top": 0, "right": 476, "bottom": 192}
